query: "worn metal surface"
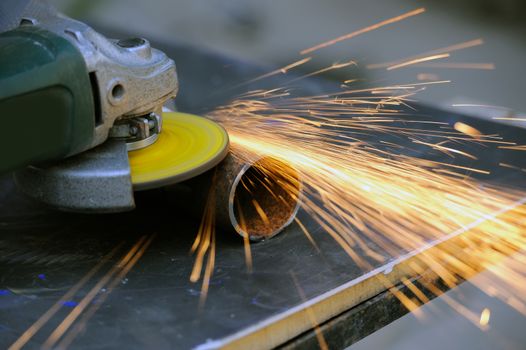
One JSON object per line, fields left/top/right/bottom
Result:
{"left": 1, "top": 29, "right": 526, "bottom": 349}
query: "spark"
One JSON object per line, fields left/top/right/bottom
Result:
{"left": 410, "top": 62, "right": 495, "bottom": 70}
{"left": 410, "top": 139, "right": 478, "bottom": 160}
{"left": 367, "top": 38, "right": 484, "bottom": 70}
{"left": 295, "top": 217, "right": 321, "bottom": 253}
{"left": 235, "top": 57, "right": 312, "bottom": 88}
{"left": 417, "top": 73, "right": 440, "bottom": 81}
{"left": 252, "top": 199, "right": 270, "bottom": 226}
{"left": 479, "top": 308, "right": 491, "bottom": 327}
{"left": 385, "top": 278, "right": 423, "bottom": 318}
{"left": 189, "top": 173, "right": 218, "bottom": 309}
{"left": 190, "top": 183, "right": 216, "bottom": 284}
{"left": 494, "top": 117, "right": 526, "bottom": 122}
{"left": 401, "top": 277, "right": 430, "bottom": 304}
{"left": 500, "top": 163, "right": 520, "bottom": 170}
{"left": 387, "top": 53, "right": 450, "bottom": 71}
{"left": 425, "top": 38, "right": 485, "bottom": 56}
{"left": 290, "top": 271, "right": 329, "bottom": 350}
{"left": 300, "top": 8, "right": 426, "bottom": 55}
{"left": 452, "top": 104, "right": 511, "bottom": 110}
{"left": 499, "top": 145, "right": 526, "bottom": 151}
{"left": 238, "top": 202, "right": 253, "bottom": 272}
{"left": 285, "top": 60, "right": 356, "bottom": 84}
{"left": 453, "top": 122, "right": 482, "bottom": 139}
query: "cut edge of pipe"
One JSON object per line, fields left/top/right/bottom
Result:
{"left": 227, "top": 156, "right": 302, "bottom": 241}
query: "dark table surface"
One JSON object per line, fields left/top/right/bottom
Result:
{"left": 1, "top": 31, "right": 526, "bottom": 349}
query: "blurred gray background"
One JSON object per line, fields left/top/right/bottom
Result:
{"left": 50, "top": 0, "right": 526, "bottom": 115}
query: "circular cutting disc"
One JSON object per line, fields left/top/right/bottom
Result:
{"left": 129, "top": 112, "right": 229, "bottom": 190}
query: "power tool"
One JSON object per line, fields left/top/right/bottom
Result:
{"left": 0, "top": 1, "right": 229, "bottom": 212}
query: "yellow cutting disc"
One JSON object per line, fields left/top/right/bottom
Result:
{"left": 128, "top": 112, "right": 229, "bottom": 190}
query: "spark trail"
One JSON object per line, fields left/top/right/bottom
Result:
{"left": 196, "top": 85, "right": 526, "bottom": 324}
{"left": 191, "top": 6, "right": 526, "bottom": 331}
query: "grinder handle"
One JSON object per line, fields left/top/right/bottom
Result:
{"left": 0, "top": 25, "right": 95, "bottom": 174}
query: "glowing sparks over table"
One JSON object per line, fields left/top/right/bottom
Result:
{"left": 189, "top": 5, "right": 526, "bottom": 332}
{"left": 193, "top": 85, "right": 526, "bottom": 325}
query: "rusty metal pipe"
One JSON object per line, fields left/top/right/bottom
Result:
{"left": 163, "top": 154, "right": 301, "bottom": 241}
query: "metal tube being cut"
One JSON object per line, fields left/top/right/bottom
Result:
{"left": 162, "top": 154, "right": 302, "bottom": 241}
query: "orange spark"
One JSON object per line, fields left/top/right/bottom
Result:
{"left": 387, "top": 53, "right": 450, "bottom": 71}
{"left": 479, "top": 308, "right": 491, "bottom": 327}
{"left": 417, "top": 73, "right": 440, "bottom": 81}
{"left": 290, "top": 272, "right": 329, "bottom": 350}
{"left": 453, "top": 122, "right": 482, "bottom": 139}
{"left": 499, "top": 145, "right": 526, "bottom": 151}
{"left": 285, "top": 60, "right": 356, "bottom": 84}
{"left": 367, "top": 38, "right": 484, "bottom": 70}
{"left": 452, "top": 103, "right": 511, "bottom": 110}
{"left": 300, "top": 8, "right": 426, "bottom": 55}
{"left": 412, "top": 62, "right": 495, "bottom": 70}
{"left": 494, "top": 117, "right": 526, "bottom": 122}
{"left": 237, "top": 57, "right": 312, "bottom": 87}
